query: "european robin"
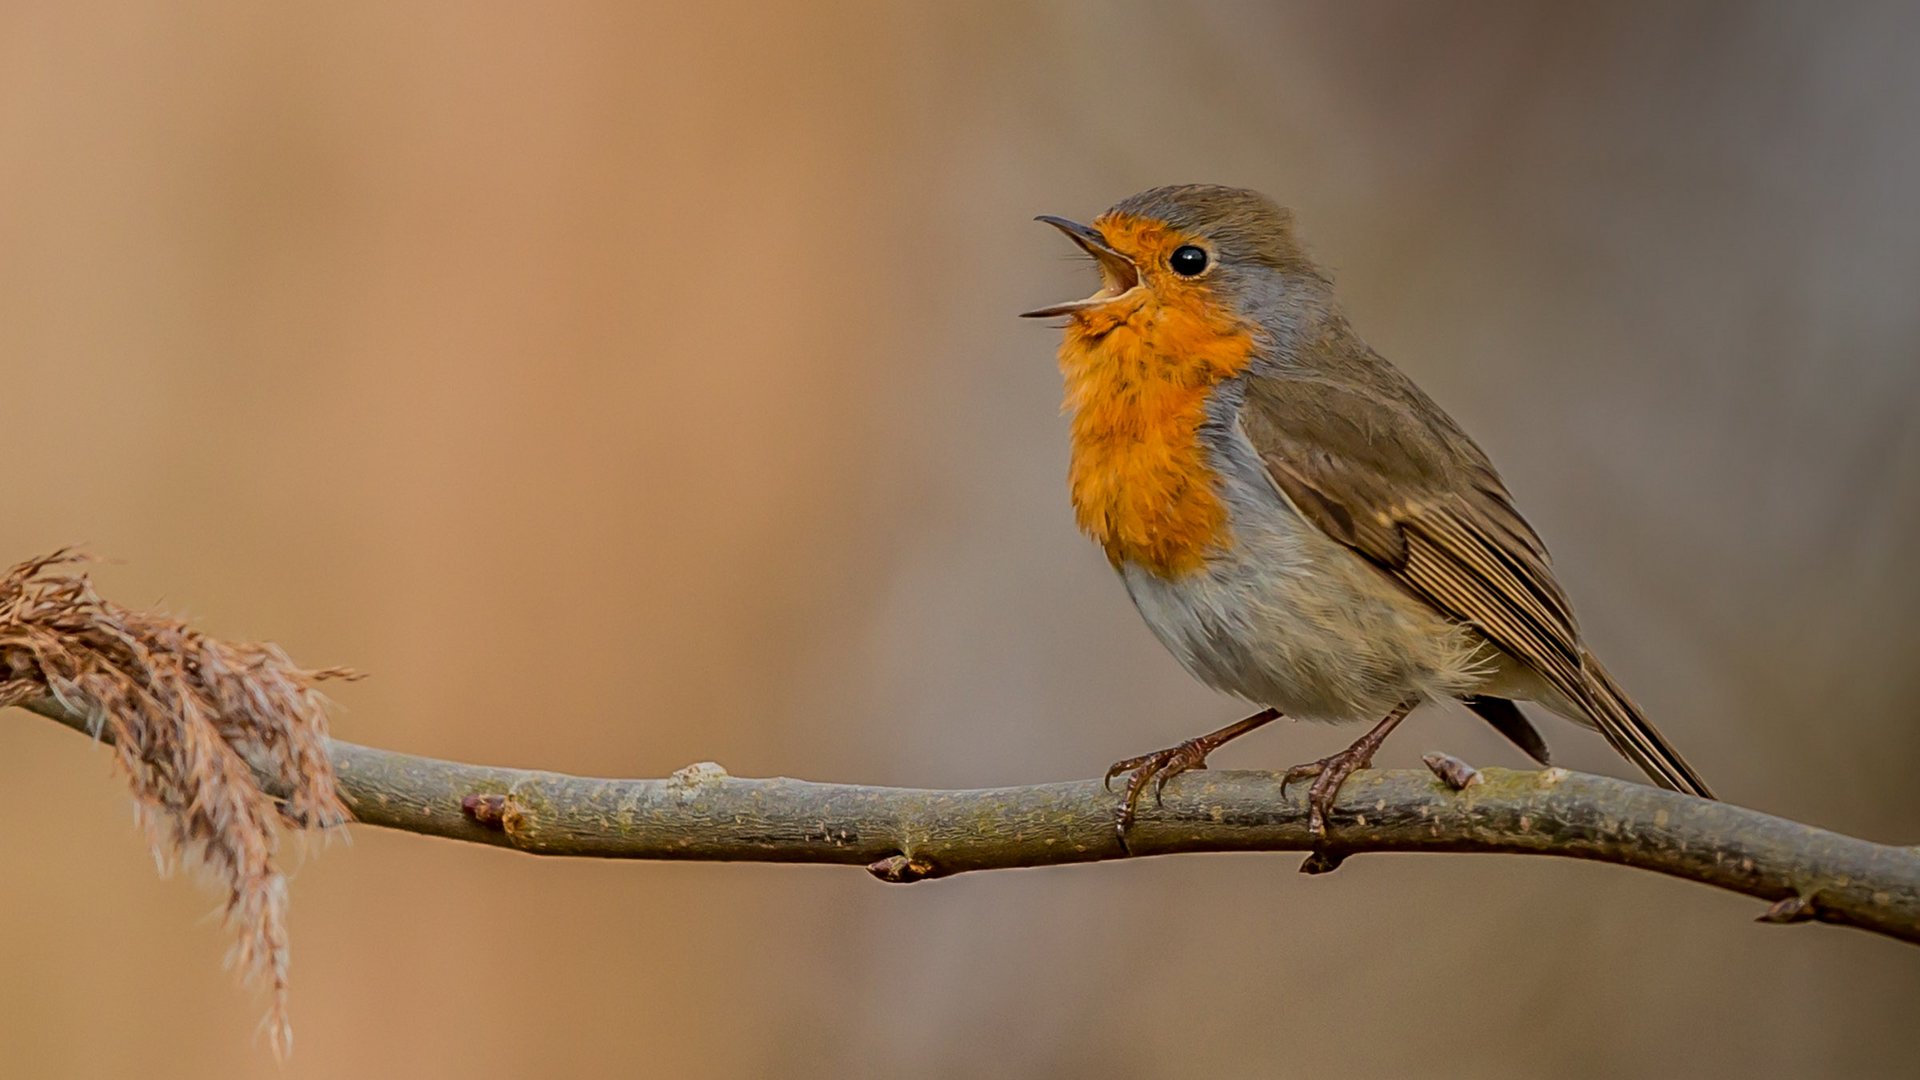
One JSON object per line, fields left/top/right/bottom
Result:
{"left": 1022, "top": 185, "right": 1713, "bottom": 838}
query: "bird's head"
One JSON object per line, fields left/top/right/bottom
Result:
{"left": 1021, "top": 184, "right": 1323, "bottom": 339}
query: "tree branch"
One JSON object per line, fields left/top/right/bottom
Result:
{"left": 25, "top": 696, "right": 1920, "bottom": 945}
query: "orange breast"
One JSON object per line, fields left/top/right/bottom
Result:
{"left": 1058, "top": 288, "right": 1256, "bottom": 578}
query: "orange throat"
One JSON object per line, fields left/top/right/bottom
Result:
{"left": 1058, "top": 288, "right": 1256, "bottom": 579}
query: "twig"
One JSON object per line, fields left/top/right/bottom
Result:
{"left": 23, "top": 695, "right": 1920, "bottom": 945}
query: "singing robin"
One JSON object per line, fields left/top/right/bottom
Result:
{"left": 1022, "top": 184, "right": 1713, "bottom": 838}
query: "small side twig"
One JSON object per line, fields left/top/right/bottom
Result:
{"left": 1423, "top": 751, "right": 1482, "bottom": 790}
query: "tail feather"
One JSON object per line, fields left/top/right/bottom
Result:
{"left": 1462, "top": 695, "right": 1551, "bottom": 766}
{"left": 1574, "top": 650, "right": 1714, "bottom": 799}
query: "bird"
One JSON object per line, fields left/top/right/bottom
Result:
{"left": 1021, "top": 184, "right": 1713, "bottom": 839}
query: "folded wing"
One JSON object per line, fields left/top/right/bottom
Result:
{"left": 1237, "top": 366, "right": 1712, "bottom": 797}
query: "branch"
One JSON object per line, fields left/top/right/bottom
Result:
{"left": 25, "top": 695, "right": 1920, "bottom": 945}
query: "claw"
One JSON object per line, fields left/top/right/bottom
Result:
{"left": 1279, "top": 759, "right": 1324, "bottom": 795}
{"left": 1104, "top": 751, "right": 1155, "bottom": 793}
{"left": 1154, "top": 755, "right": 1205, "bottom": 800}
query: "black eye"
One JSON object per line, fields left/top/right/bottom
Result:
{"left": 1169, "top": 245, "right": 1208, "bottom": 276}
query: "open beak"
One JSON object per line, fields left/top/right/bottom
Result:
{"left": 1020, "top": 216, "right": 1141, "bottom": 318}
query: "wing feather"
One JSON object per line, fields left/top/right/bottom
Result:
{"left": 1238, "top": 366, "right": 1712, "bottom": 797}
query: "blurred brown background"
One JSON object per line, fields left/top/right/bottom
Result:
{"left": 2, "top": 2, "right": 1917, "bottom": 1076}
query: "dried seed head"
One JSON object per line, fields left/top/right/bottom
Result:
{"left": 0, "top": 550, "right": 349, "bottom": 1056}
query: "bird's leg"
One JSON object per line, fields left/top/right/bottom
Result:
{"left": 1282, "top": 701, "right": 1417, "bottom": 837}
{"left": 1105, "top": 708, "right": 1282, "bottom": 842}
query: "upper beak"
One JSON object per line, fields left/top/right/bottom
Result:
{"left": 1020, "top": 215, "right": 1141, "bottom": 318}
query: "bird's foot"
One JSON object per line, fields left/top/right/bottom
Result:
{"left": 1280, "top": 745, "right": 1375, "bottom": 838}
{"left": 1103, "top": 708, "right": 1282, "bottom": 846}
{"left": 1281, "top": 701, "right": 1418, "bottom": 838}
{"left": 1104, "top": 739, "right": 1214, "bottom": 836}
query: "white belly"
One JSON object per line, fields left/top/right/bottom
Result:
{"left": 1118, "top": 430, "right": 1495, "bottom": 722}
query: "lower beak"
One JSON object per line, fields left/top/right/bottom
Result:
{"left": 1021, "top": 216, "right": 1141, "bottom": 318}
